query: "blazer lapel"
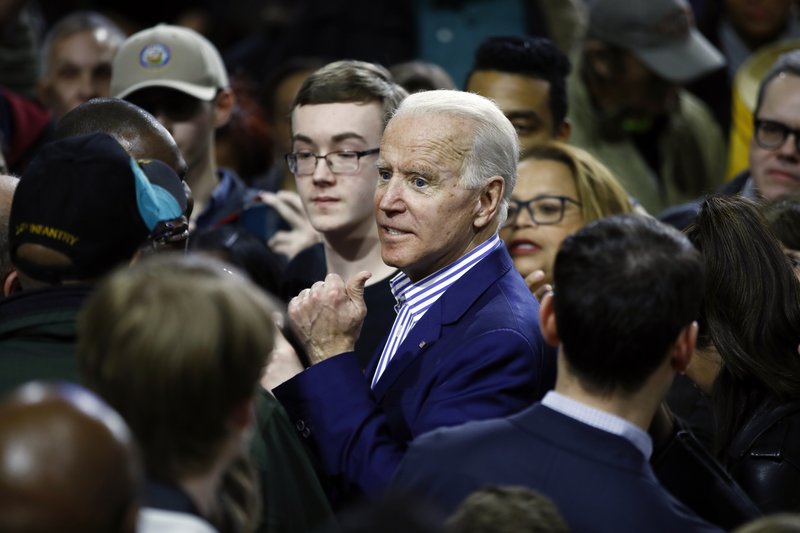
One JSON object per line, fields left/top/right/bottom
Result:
{"left": 370, "top": 246, "right": 513, "bottom": 400}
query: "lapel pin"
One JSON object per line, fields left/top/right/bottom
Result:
{"left": 419, "top": 340, "right": 427, "bottom": 349}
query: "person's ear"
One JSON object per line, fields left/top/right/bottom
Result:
{"left": 474, "top": 176, "right": 504, "bottom": 230}
{"left": 539, "top": 291, "right": 560, "bottom": 347}
{"left": 213, "top": 88, "right": 235, "bottom": 129}
{"left": 3, "top": 270, "right": 19, "bottom": 297}
{"left": 670, "top": 321, "right": 698, "bottom": 374}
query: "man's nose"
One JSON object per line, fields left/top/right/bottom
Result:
{"left": 311, "top": 156, "right": 335, "bottom": 184}
{"left": 376, "top": 177, "right": 405, "bottom": 212}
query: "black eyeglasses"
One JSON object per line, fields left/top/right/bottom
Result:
{"left": 285, "top": 148, "right": 379, "bottom": 176}
{"left": 754, "top": 119, "right": 800, "bottom": 152}
{"left": 504, "top": 195, "right": 581, "bottom": 227}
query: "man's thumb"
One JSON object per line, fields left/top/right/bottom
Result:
{"left": 347, "top": 271, "right": 372, "bottom": 301}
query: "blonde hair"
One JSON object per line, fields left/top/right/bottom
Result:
{"left": 77, "top": 253, "right": 275, "bottom": 481}
{"left": 523, "top": 141, "right": 633, "bottom": 223}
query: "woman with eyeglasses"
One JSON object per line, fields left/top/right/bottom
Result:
{"left": 500, "top": 141, "right": 634, "bottom": 299}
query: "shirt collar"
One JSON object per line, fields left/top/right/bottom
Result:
{"left": 389, "top": 234, "right": 502, "bottom": 308}
{"left": 542, "top": 390, "right": 653, "bottom": 459}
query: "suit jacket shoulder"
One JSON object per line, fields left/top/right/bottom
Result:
{"left": 393, "top": 404, "right": 721, "bottom": 533}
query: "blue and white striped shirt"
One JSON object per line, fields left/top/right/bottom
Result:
{"left": 370, "top": 234, "right": 503, "bottom": 388}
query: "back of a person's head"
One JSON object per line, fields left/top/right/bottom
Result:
{"left": 0, "top": 381, "right": 140, "bottom": 533}
{"left": 554, "top": 214, "right": 703, "bottom": 393}
{"left": 686, "top": 195, "right": 800, "bottom": 401}
{"left": 446, "top": 485, "right": 569, "bottom": 533}
{"left": 762, "top": 194, "right": 800, "bottom": 252}
{"left": 77, "top": 253, "right": 275, "bottom": 481}
{"left": 524, "top": 141, "right": 633, "bottom": 223}
{"left": 331, "top": 493, "right": 445, "bottom": 533}
{"left": 467, "top": 36, "right": 571, "bottom": 127}
{"left": 734, "top": 513, "right": 800, "bottom": 533}
{"left": 293, "top": 59, "right": 408, "bottom": 127}
{"left": 9, "top": 132, "right": 186, "bottom": 287}
{"left": 55, "top": 97, "right": 184, "bottom": 173}
{"left": 389, "top": 60, "right": 456, "bottom": 93}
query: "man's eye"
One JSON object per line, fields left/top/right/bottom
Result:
{"left": 335, "top": 152, "right": 358, "bottom": 160}
{"left": 295, "top": 152, "right": 315, "bottom": 161}
{"left": 511, "top": 121, "right": 540, "bottom": 136}
{"left": 378, "top": 170, "right": 392, "bottom": 181}
{"left": 412, "top": 177, "right": 428, "bottom": 188}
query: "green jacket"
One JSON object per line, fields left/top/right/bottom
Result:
{"left": 251, "top": 387, "right": 336, "bottom": 532}
{"left": 0, "top": 285, "right": 90, "bottom": 394}
{"left": 568, "top": 62, "right": 726, "bottom": 214}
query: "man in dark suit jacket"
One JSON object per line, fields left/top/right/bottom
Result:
{"left": 268, "top": 90, "right": 554, "bottom": 500}
{"left": 391, "top": 214, "right": 722, "bottom": 532}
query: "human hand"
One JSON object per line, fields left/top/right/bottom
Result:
{"left": 288, "top": 271, "right": 372, "bottom": 365}
{"left": 261, "top": 317, "right": 305, "bottom": 391}
{"left": 258, "top": 191, "right": 320, "bottom": 260}
{"left": 525, "top": 269, "right": 553, "bottom": 302}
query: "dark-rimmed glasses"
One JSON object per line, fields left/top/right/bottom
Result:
{"left": 504, "top": 195, "right": 581, "bottom": 227}
{"left": 754, "top": 119, "right": 800, "bottom": 152}
{"left": 285, "top": 148, "right": 380, "bottom": 176}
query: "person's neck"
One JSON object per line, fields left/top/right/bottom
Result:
{"left": 178, "top": 461, "right": 226, "bottom": 520}
{"left": 554, "top": 355, "right": 668, "bottom": 431}
{"left": 186, "top": 156, "right": 219, "bottom": 221}
{"left": 323, "top": 221, "right": 395, "bottom": 286}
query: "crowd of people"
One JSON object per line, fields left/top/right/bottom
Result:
{"left": 1, "top": 0, "right": 800, "bottom": 532}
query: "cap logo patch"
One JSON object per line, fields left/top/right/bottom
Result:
{"left": 654, "top": 6, "right": 692, "bottom": 40}
{"left": 139, "top": 43, "right": 171, "bottom": 68}
{"left": 14, "top": 223, "right": 79, "bottom": 246}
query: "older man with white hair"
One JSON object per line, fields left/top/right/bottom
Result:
{"left": 269, "top": 89, "right": 554, "bottom": 500}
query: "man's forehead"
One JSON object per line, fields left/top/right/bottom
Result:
{"left": 292, "top": 101, "right": 385, "bottom": 141}
{"left": 381, "top": 114, "right": 472, "bottom": 167}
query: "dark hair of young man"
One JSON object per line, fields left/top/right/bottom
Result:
{"left": 466, "top": 36, "right": 571, "bottom": 135}
{"left": 553, "top": 214, "right": 704, "bottom": 394}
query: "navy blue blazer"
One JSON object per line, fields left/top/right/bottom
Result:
{"left": 392, "top": 403, "right": 723, "bottom": 532}
{"left": 274, "top": 245, "right": 555, "bottom": 497}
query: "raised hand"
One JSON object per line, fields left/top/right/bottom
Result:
{"left": 258, "top": 190, "right": 320, "bottom": 260}
{"left": 288, "top": 271, "right": 372, "bottom": 365}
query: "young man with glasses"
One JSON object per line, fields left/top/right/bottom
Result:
{"left": 110, "top": 24, "right": 261, "bottom": 232}
{"left": 280, "top": 60, "right": 408, "bottom": 369}
{"left": 660, "top": 49, "right": 800, "bottom": 230}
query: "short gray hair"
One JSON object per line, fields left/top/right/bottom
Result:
{"left": 39, "top": 11, "right": 125, "bottom": 79}
{"left": 391, "top": 90, "right": 519, "bottom": 224}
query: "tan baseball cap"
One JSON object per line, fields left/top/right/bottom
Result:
{"left": 111, "top": 24, "right": 229, "bottom": 101}
{"left": 589, "top": 0, "right": 725, "bottom": 84}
